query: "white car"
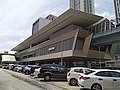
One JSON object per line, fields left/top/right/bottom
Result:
{"left": 33, "top": 68, "right": 41, "bottom": 78}
{"left": 67, "top": 67, "right": 93, "bottom": 86}
{"left": 78, "top": 69, "right": 120, "bottom": 90}
{"left": 14, "top": 65, "right": 21, "bottom": 72}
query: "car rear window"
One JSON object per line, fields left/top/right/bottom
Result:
{"left": 84, "top": 69, "right": 95, "bottom": 75}
{"left": 74, "top": 69, "right": 94, "bottom": 74}
{"left": 74, "top": 69, "right": 83, "bottom": 73}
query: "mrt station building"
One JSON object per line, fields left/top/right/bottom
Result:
{"left": 12, "top": 9, "right": 116, "bottom": 68}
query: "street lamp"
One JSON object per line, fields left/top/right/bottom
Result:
{"left": 94, "top": 45, "right": 104, "bottom": 69}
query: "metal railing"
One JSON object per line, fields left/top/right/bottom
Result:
{"left": 93, "top": 27, "right": 120, "bottom": 38}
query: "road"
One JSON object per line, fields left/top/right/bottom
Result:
{"left": 0, "top": 68, "right": 46, "bottom": 90}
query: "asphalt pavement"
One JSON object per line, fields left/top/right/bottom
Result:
{"left": 0, "top": 68, "right": 46, "bottom": 90}
{"left": 0, "top": 68, "right": 80, "bottom": 90}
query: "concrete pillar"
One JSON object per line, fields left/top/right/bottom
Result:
{"left": 104, "top": 21, "right": 106, "bottom": 32}
{"left": 109, "top": 21, "right": 111, "bottom": 30}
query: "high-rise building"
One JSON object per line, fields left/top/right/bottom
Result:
{"left": 114, "top": 0, "right": 120, "bottom": 24}
{"left": 32, "top": 15, "right": 57, "bottom": 34}
{"left": 70, "top": 0, "right": 95, "bottom": 14}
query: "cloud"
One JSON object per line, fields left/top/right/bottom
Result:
{"left": 0, "top": 0, "right": 69, "bottom": 53}
{"left": 96, "top": 12, "right": 115, "bottom": 20}
{"left": 94, "top": 0, "right": 115, "bottom": 17}
{"left": 0, "top": 0, "right": 115, "bottom": 54}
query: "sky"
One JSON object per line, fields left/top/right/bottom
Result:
{"left": 0, "top": 0, "right": 115, "bottom": 54}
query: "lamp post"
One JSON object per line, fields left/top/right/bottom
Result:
{"left": 98, "top": 46, "right": 101, "bottom": 69}
{"left": 95, "top": 45, "right": 104, "bottom": 69}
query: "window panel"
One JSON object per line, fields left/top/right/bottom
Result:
{"left": 111, "top": 71, "right": 120, "bottom": 77}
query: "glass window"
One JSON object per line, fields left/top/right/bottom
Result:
{"left": 32, "top": 19, "right": 39, "bottom": 34}
{"left": 75, "top": 37, "right": 84, "bottom": 50}
{"left": 74, "top": 69, "right": 83, "bottom": 73}
{"left": 111, "top": 71, "right": 120, "bottom": 78}
{"left": 95, "top": 71, "right": 111, "bottom": 77}
{"left": 84, "top": 69, "right": 95, "bottom": 75}
{"left": 42, "top": 65, "right": 49, "bottom": 69}
{"left": 58, "top": 66, "right": 66, "bottom": 71}
{"left": 63, "top": 40, "right": 66, "bottom": 51}
{"left": 50, "top": 66, "right": 58, "bottom": 70}
{"left": 56, "top": 42, "right": 60, "bottom": 52}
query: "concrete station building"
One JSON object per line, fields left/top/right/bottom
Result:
{"left": 12, "top": 9, "right": 116, "bottom": 68}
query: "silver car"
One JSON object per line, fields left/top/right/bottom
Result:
{"left": 67, "top": 67, "right": 92, "bottom": 86}
{"left": 78, "top": 69, "right": 120, "bottom": 90}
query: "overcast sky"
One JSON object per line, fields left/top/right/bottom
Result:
{"left": 0, "top": 0, "right": 115, "bottom": 54}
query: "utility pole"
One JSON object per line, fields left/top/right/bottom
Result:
{"left": 61, "top": 32, "right": 64, "bottom": 66}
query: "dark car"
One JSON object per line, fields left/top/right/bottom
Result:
{"left": 2, "top": 64, "right": 9, "bottom": 69}
{"left": 38, "top": 64, "right": 68, "bottom": 81}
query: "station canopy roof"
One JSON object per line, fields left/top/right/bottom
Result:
{"left": 12, "top": 9, "right": 103, "bottom": 51}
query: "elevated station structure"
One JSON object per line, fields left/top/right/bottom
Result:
{"left": 12, "top": 9, "right": 117, "bottom": 68}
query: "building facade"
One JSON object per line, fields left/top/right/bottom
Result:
{"left": 0, "top": 51, "right": 17, "bottom": 64}
{"left": 114, "top": 0, "right": 120, "bottom": 24}
{"left": 12, "top": 9, "right": 116, "bottom": 68}
{"left": 70, "top": 0, "right": 95, "bottom": 14}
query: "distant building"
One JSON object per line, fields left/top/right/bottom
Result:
{"left": 114, "top": 0, "right": 120, "bottom": 24}
{"left": 32, "top": 15, "right": 57, "bottom": 34}
{"left": 2, "top": 55, "right": 16, "bottom": 62}
{"left": 70, "top": 0, "right": 95, "bottom": 14}
{"left": 0, "top": 51, "right": 17, "bottom": 64}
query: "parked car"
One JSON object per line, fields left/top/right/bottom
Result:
{"left": 33, "top": 67, "right": 41, "bottom": 78}
{"left": 67, "top": 67, "right": 93, "bottom": 86}
{"left": 13, "top": 65, "right": 21, "bottom": 72}
{"left": 23, "top": 65, "right": 40, "bottom": 75}
{"left": 78, "top": 69, "right": 120, "bottom": 90}
{"left": 2, "top": 64, "right": 9, "bottom": 69}
{"left": 18, "top": 65, "right": 26, "bottom": 73}
{"left": 11, "top": 64, "right": 17, "bottom": 70}
{"left": 8, "top": 64, "right": 14, "bottom": 70}
{"left": 23, "top": 65, "right": 31, "bottom": 75}
{"left": 35, "top": 64, "right": 68, "bottom": 81}
{"left": 29, "top": 65, "right": 40, "bottom": 76}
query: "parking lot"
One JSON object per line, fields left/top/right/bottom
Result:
{"left": 2, "top": 63, "right": 120, "bottom": 90}
{"left": 35, "top": 78, "right": 80, "bottom": 90}
{"left": 2, "top": 68, "right": 80, "bottom": 90}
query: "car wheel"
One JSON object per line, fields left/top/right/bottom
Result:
{"left": 91, "top": 84, "right": 102, "bottom": 90}
{"left": 70, "top": 78, "right": 77, "bottom": 86}
{"left": 25, "top": 71, "right": 29, "bottom": 75}
{"left": 44, "top": 74, "right": 51, "bottom": 81}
